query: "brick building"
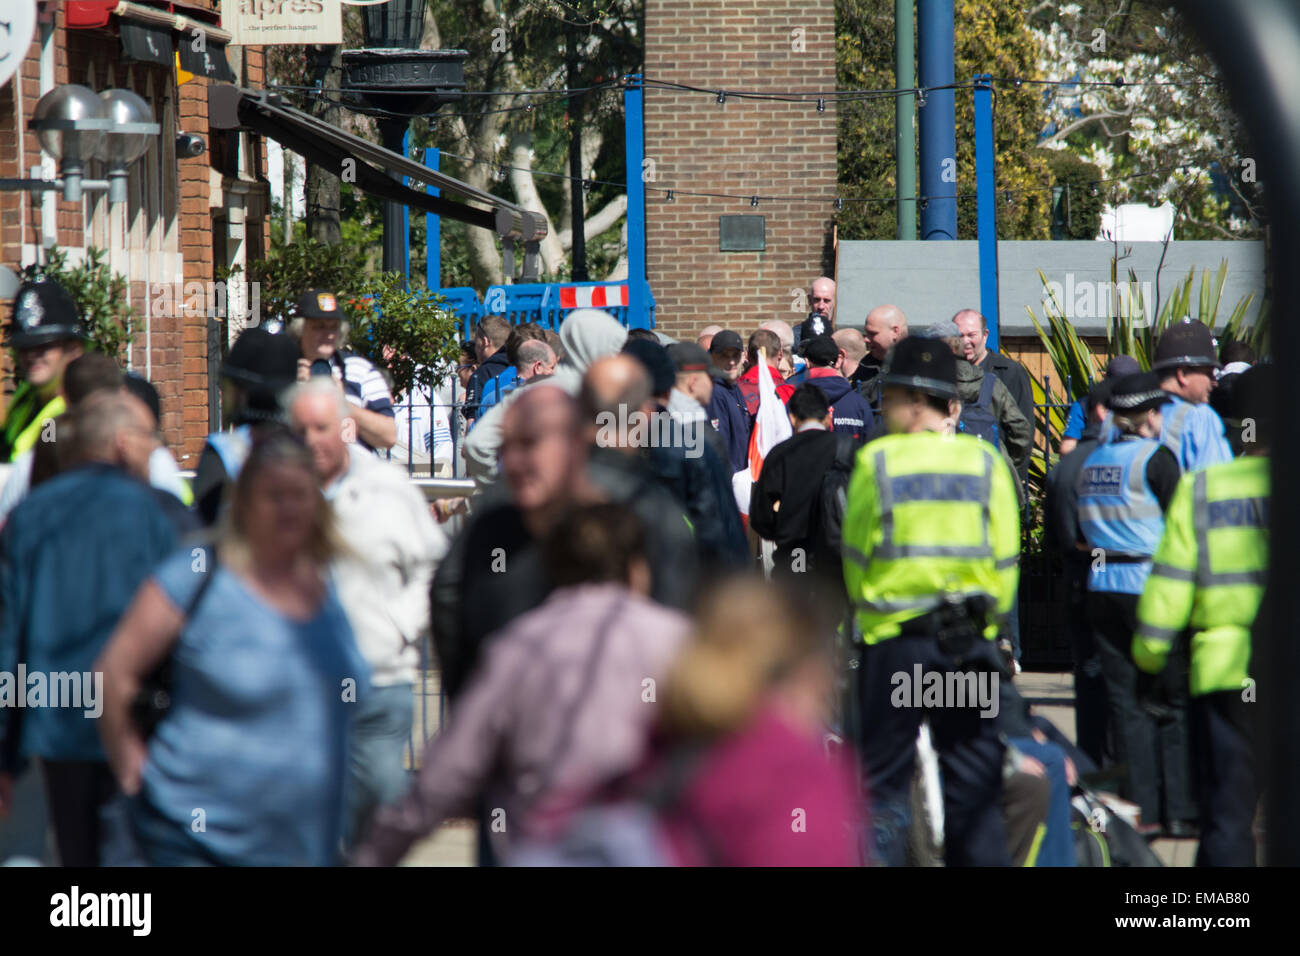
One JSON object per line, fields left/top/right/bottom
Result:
{"left": 643, "top": 0, "right": 838, "bottom": 342}
{"left": 0, "top": 0, "right": 270, "bottom": 465}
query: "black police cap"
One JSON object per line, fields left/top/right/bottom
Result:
{"left": 1106, "top": 371, "right": 1167, "bottom": 415}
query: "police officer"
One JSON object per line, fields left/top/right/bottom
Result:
{"left": 1151, "top": 318, "right": 1233, "bottom": 472}
{"left": 291, "top": 289, "right": 396, "bottom": 453}
{"left": 843, "top": 336, "right": 1020, "bottom": 866}
{"left": 1075, "top": 372, "right": 1194, "bottom": 836}
{"left": 0, "top": 280, "right": 87, "bottom": 461}
{"left": 1134, "top": 364, "right": 1272, "bottom": 866}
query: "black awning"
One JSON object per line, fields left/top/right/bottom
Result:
{"left": 179, "top": 38, "right": 237, "bottom": 84}
{"left": 120, "top": 20, "right": 174, "bottom": 67}
{"left": 209, "top": 84, "right": 547, "bottom": 239}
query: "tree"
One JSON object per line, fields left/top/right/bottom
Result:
{"left": 1029, "top": 2, "right": 1261, "bottom": 239}
{"left": 412, "top": 0, "right": 641, "bottom": 287}
{"left": 836, "top": 0, "right": 1054, "bottom": 240}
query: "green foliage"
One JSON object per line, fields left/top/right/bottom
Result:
{"left": 233, "top": 239, "right": 369, "bottom": 327}
{"left": 19, "top": 247, "right": 134, "bottom": 361}
{"left": 1040, "top": 148, "right": 1104, "bottom": 239}
{"left": 835, "top": 0, "right": 1053, "bottom": 240}
{"left": 342, "top": 273, "right": 462, "bottom": 397}
{"left": 238, "top": 241, "right": 461, "bottom": 395}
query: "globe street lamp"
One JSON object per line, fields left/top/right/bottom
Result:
{"left": 1, "top": 84, "right": 161, "bottom": 205}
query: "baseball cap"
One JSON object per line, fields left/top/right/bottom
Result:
{"left": 668, "top": 342, "right": 711, "bottom": 373}
{"left": 296, "top": 289, "right": 346, "bottom": 321}
{"left": 707, "top": 330, "right": 743, "bottom": 354}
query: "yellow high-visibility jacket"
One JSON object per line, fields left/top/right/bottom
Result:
{"left": 842, "top": 431, "right": 1020, "bottom": 644}
{"left": 1134, "top": 454, "right": 1268, "bottom": 697}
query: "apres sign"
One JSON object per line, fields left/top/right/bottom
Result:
{"left": 221, "top": 0, "right": 343, "bottom": 46}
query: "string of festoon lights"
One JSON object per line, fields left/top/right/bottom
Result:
{"left": 269, "top": 73, "right": 1222, "bottom": 210}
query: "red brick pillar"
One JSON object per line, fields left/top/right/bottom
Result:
{"left": 643, "top": 0, "right": 838, "bottom": 342}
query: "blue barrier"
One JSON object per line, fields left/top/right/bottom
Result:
{"left": 437, "top": 279, "right": 656, "bottom": 337}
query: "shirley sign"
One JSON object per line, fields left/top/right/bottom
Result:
{"left": 221, "top": 0, "right": 343, "bottom": 47}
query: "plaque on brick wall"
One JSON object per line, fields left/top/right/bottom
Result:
{"left": 719, "top": 215, "right": 765, "bottom": 252}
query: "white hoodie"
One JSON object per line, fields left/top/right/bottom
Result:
{"left": 328, "top": 448, "right": 449, "bottom": 686}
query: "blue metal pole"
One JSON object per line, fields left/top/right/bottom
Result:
{"left": 424, "top": 147, "right": 441, "bottom": 290}
{"left": 402, "top": 127, "right": 411, "bottom": 285}
{"left": 623, "top": 74, "right": 649, "bottom": 329}
{"left": 974, "top": 73, "right": 1000, "bottom": 351}
{"left": 917, "top": 0, "right": 957, "bottom": 240}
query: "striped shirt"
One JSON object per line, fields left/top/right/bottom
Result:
{"left": 336, "top": 351, "right": 395, "bottom": 452}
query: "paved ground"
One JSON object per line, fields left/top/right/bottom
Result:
{"left": 397, "top": 667, "right": 1200, "bottom": 866}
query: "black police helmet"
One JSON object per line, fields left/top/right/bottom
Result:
{"left": 7, "top": 280, "right": 87, "bottom": 350}
{"left": 1152, "top": 318, "right": 1220, "bottom": 373}
{"left": 879, "top": 335, "right": 958, "bottom": 400}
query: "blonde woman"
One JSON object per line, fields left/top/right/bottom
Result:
{"left": 651, "top": 577, "right": 862, "bottom": 866}
{"left": 97, "top": 430, "right": 367, "bottom": 865}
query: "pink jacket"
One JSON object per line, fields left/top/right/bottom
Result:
{"left": 355, "top": 584, "right": 689, "bottom": 865}
{"left": 660, "top": 703, "right": 864, "bottom": 867}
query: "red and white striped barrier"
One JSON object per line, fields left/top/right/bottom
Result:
{"left": 558, "top": 284, "right": 630, "bottom": 310}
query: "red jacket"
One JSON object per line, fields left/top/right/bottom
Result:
{"left": 737, "top": 364, "right": 795, "bottom": 417}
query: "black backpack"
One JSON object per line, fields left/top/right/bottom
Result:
{"left": 958, "top": 373, "right": 1001, "bottom": 449}
{"left": 819, "top": 433, "right": 860, "bottom": 557}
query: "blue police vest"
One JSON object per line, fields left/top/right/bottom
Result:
{"left": 206, "top": 425, "right": 253, "bottom": 482}
{"left": 1076, "top": 435, "right": 1165, "bottom": 594}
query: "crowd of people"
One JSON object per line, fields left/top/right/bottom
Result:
{"left": 0, "top": 271, "right": 1270, "bottom": 867}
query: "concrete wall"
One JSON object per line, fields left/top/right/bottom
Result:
{"left": 837, "top": 240, "right": 1268, "bottom": 338}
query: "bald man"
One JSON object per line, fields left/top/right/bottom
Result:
{"left": 953, "top": 309, "right": 1035, "bottom": 479}
{"left": 697, "top": 325, "right": 723, "bottom": 352}
{"left": 583, "top": 356, "right": 748, "bottom": 570}
{"left": 833, "top": 328, "right": 872, "bottom": 392}
{"left": 759, "top": 319, "right": 796, "bottom": 377}
{"left": 793, "top": 276, "right": 837, "bottom": 352}
{"left": 860, "top": 305, "right": 909, "bottom": 414}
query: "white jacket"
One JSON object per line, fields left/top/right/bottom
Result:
{"left": 328, "top": 448, "right": 449, "bottom": 686}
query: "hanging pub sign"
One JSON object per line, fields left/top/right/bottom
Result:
{"left": 120, "top": 19, "right": 175, "bottom": 67}
{"left": 220, "top": 0, "right": 343, "bottom": 47}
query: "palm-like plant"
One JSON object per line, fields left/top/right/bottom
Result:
{"left": 1024, "top": 256, "right": 1268, "bottom": 494}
